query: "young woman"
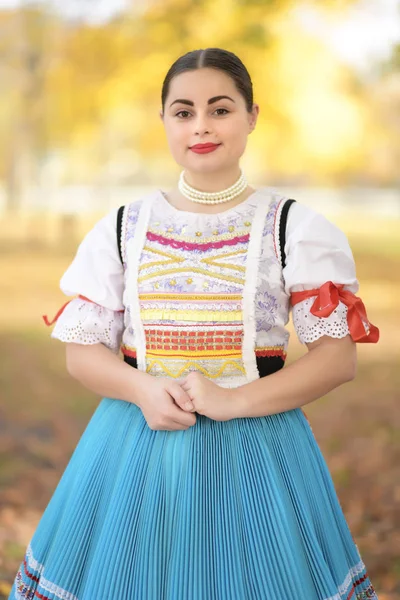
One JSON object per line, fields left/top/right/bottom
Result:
{"left": 9, "top": 48, "right": 379, "bottom": 600}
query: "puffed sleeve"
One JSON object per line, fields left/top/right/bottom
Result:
{"left": 43, "top": 207, "right": 125, "bottom": 354}
{"left": 282, "top": 203, "right": 379, "bottom": 345}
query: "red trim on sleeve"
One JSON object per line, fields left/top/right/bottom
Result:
{"left": 290, "top": 281, "right": 379, "bottom": 343}
{"left": 42, "top": 295, "right": 124, "bottom": 326}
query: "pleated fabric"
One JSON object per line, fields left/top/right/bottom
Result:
{"left": 9, "top": 398, "right": 377, "bottom": 600}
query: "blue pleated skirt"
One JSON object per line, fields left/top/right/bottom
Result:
{"left": 9, "top": 398, "right": 378, "bottom": 600}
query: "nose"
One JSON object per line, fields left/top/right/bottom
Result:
{"left": 194, "top": 113, "right": 212, "bottom": 136}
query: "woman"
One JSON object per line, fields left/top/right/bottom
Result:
{"left": 9, "top": 48, "right": 379, "bottom": 599}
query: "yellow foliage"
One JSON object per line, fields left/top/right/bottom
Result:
{"left": 0, "top": 1, "right": 397, "bottom": 185}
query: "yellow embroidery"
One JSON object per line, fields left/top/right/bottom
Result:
{"left": 143, "top": 246, "right": 180, "bottom": 259}
{"left": 123, "top": 343, "right": 244, "bottom": 355}
{"left": 140, "top": 309, "right": 242, "bottom": 321}
{"left": 146, "top": 349, "right": 242, "bottom": 358}
{"left": 139, "top": 246, "right": 184, "bottom": 271}
{"left": 140, "top": 293, "right": 243, "bottom": 301}
{"left": 202, "top": 248, "right": 247, "bottom": 273}
{"left": 146, "top": 359, "right": 246, "bottom": 378}
{"left": 138, "top": 248, "right": 247, "bottom": 278}
{"left": 255, "top": 345, "right": 286, "bottom": 351}
{"left": 138, "top": 267, "right": 245, "bottom": 285}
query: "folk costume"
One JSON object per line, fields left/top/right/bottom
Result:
{"left": 9, "top": 187, "right": 379, "bottom": 600}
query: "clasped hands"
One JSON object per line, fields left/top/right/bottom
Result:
{"left": 139, "top": 371, "right": 241, "bottom": 431}
{"left": 177, "top": 371, "right": 239, "bottom": 422}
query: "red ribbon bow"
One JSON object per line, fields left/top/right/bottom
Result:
{"left": 290, "top": 281, "right": 379, "bottom": 343}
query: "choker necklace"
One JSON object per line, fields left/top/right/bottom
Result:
{"left": 178, "top": 170, "right": 248, "bottom": 204}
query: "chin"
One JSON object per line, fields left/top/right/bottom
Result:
{"left": 188, "top": 163, "right": 223, "bottom": 174}
{"left": 183, "top": 157, "right": 234, "bottom": 175}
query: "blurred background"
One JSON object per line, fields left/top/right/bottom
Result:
{"left": 0, "top": 0, "right": 399, "bottom": 597}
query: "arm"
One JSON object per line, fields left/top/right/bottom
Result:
{"left": 66, "top": 342, "right": 151, "bottom": 406}
{"left": 47, "top": 208, "right": 148, "bottom": 404}
{"left": 232, "top": 334, "right": 357, "bottom": 419}
{"left": 65, "top": 342, "right": 198, "bottom": 431}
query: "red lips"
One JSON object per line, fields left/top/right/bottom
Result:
{"left": 190, "top": 143, "right": 221, "bottom": 154}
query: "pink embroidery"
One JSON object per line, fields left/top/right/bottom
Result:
{"left": 147, "top": 231, "right": 249, "bottom": 250}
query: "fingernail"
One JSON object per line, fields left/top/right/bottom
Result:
{"left": 185, "top": 402, "right": 194, "bottom": 410}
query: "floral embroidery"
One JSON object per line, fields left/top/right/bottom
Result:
{"left": 255, "top": 286, "right": 279, "bottom": 332}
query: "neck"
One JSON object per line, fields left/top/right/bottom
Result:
{"left": 183, "top": 167, "right": 242, "bottom": 192}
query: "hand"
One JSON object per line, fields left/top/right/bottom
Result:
{"left": 178, "top": 371, "right": 238, "bottom": 422}
{"left": 137, "top": 376, "right": 197, "bottom": 431}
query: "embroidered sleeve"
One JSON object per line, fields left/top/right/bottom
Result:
{"left": 50, "top": 297, "right": 124, "bottom": 354}
{"left": 291, "top": 296, "right": 350, "bottom": 344}
{"left": 43, "top": 207, "right": 126, "bottom": 352}
{"left": 283, "top": 208, "right": 379, "bottom": 344}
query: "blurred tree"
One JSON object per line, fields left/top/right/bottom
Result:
{"left": 0, "top": 9, "right": 50, "bottom": 212}
{"left": 381, "top": 42, "right": 400, "bottom": 75}
{"left": 364, "top": 43, "right": 400, "bottom": 187}
{"left": 0, "top": 0, "right": 398, "bottom": 213}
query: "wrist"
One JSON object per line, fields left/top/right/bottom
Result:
{"left": 129, "top": 369, "right": 152, "bottom": 406}
{"left": 230, "top": 386, "right": 247, "bottom": 419}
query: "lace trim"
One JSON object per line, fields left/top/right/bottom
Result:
{"left": 126, "top": 196, "right": 155, "bottom": 372}
{"left": 273, "top": 197, "right": 286, "bottom": 265}
{"left": 292, "top": 297, "right": 350, "bottom": 344}
{"left": 242, "top": 194, "right": 272, "bottom": 382}
{"left": 120, "top": 202, "right": 129, "bottom": 266}
{"left": 50, "top": 298, "right": 124, "bottom": 354}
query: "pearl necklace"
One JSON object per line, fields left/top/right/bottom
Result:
{"left": 178, "top": 170, "right": 248, "bottom": 205}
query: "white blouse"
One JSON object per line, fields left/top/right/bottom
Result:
{"left": 50, "top": 195, "right": 360, "bottom": 351}
{"left": 283, "top": 203, "right": 358, "bottom": 344}
{"left": 51, "top": 207, "right": 125, "bottom": 354}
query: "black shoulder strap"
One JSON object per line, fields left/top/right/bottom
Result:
{"left": 116, "top": 205, "right": 125, "bottom": 265}
{"left": 279, "top": 198, "right": 296, "bottom": 269}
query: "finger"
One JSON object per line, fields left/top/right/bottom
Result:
{"left": 177, "top": 380, "right": 190, "bottom": 395}
{"left": 168, "top": 401, "right": 197, "bottom": 425}
{"left": 169, "top": 419, "right": 193, "bottom": 430}
{"left": 163, "top": 423, "right": 191, "bottom": 432}
{"left": 167, "top": 382, "right": 194, "bottom": 411}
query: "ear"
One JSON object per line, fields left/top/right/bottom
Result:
{"left": 248, "top": 103, "right": 259, "bottom": 133}
{"left": 159, "top": 109, "right": 164, "bottom": 122}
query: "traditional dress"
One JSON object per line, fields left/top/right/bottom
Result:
{"left": 9, "top": 187, "right": 379, "bottom": 600}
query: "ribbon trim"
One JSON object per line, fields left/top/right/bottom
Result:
{"left": 290, "top": 281, "right": 379, "bottom": 344}
{"left": 42, "top": 295, "right": 124, "bottom": 326}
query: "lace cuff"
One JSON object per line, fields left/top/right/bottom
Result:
{"left": 50, "top": 297, "right": 124, "bottom": 354}
{"left": 292, "top": 297, "right": 350, "bottom": 344}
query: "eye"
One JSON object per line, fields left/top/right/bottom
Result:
{"left": 176, "top": 110, "right": 192, "bottom": 118}
{"left": 214, "top": 108, "right": 229, "bottom": 116}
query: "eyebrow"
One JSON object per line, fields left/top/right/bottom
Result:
{"left": 169, "top": 95, "right": 235, "bottom": 108}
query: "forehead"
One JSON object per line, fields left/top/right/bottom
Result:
{"left": 166, "top": 67, "right": 238, "bottom": 102}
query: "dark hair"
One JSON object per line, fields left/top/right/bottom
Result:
{"left": 161, "top": 48, "right": 254, "bottom": 113}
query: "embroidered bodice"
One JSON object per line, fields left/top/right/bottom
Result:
{"left": 47, "top": 187, "right": 378, "bottom": 388}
